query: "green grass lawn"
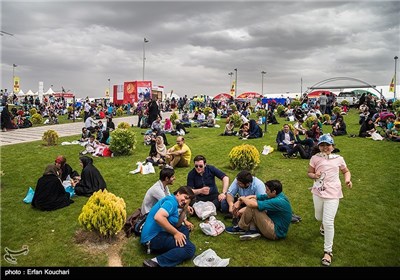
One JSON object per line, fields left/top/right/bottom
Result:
{"left": 1, "top": 108, "right": 399, "bottom": 267}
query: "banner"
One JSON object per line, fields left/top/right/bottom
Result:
{"left": 13, "top": 76, "right": 20, "bottom": 93}
{"left": 389, "top": 75, "right": 395, "bottom": 92}
{"left": 105, "top": 88, "right": 109, "bottom": 97}
{"left": 230, "top": 80, "right": 235, "bottom": 96}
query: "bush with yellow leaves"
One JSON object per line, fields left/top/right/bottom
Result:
{"left": 117, "top": 121, "right": 131, "bottom": 129}
{"left": 228, "top": 144, "right": 260, "bottom": 171}
{"left": 78, "top": 189, "right": 126, "bottom": 238}
{"left": 42, "top": 129, "right": 59, "bottom": 146}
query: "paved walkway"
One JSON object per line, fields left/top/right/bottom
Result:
{"left": 0, "top": 112, "right": 175, "bottom": 147}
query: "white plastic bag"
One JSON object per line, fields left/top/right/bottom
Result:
{"left": 371, "top": 131, "right": 384, "bottom": 141}
{"left": 193, "top": 201, "right": 217, "bottom": 220}
{"left": 193, "top": 248, "right": 230, "bottom": 267}
{"left": 141, "top": 162, "right": 155, "bottom": 175}
{"left": 262, "top": 145, "right": 274, "bottom": 155}
{"left": 199, "top": 216, "right": 225, "bottom": 236}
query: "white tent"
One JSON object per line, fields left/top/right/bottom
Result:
{"left": 25, "top": 89, "right": 35, "bottom": 96}
{"left": 44, "top": 87, "right": 55, "bottom": 95}
{"left": 17, "top": 89, "right": 25, "bottom": 97}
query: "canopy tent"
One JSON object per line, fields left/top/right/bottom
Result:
{"left": 25, "top": 90, "right": 35, "bottom": 96}
{"left": 236, "top": 92, "right": 263, "bottom": 99}
{"left": 17, "top": 90, "right": 25, "bottom": 97}
{"left": 44, "top": 87, "right": 55, "bottom": 95}
{"left": 307, "top": 90, "right": 334, "bottom": 98}
{"left": 350, "top": 89, "right": 379, "bottom": 98}
{"left": 213, "top": 93, "right": 232, "bottom": 101}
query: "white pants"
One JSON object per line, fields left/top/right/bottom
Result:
{"left": 313, "top": 194, "right": 339, "bottom": 253}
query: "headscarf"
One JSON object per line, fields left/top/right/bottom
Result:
{"left": 43, "top": 164, "right": 61, "bottom": 177}
{"left": 79, "top": 156, "right": 93, "bottom": 168}
{"left": 155, "top": 136, "right": 167, "bottom": 156}
{"left": 55, "top": 155, "right": 66, "bottom": 166}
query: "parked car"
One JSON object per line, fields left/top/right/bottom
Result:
{"left": 336, "top": 91, "right": 361, "bottom": 106}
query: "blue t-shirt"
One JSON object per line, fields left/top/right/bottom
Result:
{"left": 227, "top": 176, "right": 266, "bottom": 197}
{"left": 140, "top": 195, "right": 179, "bottom": 244}
{"left": 256, "top": 192, "right": 292, "bottom": 239}
{"left": 187, "top": 165, "right": 226, "bottom": 196}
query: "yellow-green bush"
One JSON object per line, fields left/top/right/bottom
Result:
{"left": 230, "top": 104, "right": 238, "bottom": 112}
{"left": 228, "top": 144, "right": 260, "bottom": 171}
{"left": 392, "top": 100, "right": 400, "bottom": 111}
{"left": 340, "top": 100, "right": 350, "bottom": 107}
{"left": 42, "top": 129, "right": 59, "bottom": 146}
{"left": 170, "top": 111, "right": 179, "bottom": 124}
{"left": 31, "top": 113, "right": 43, "bottom": 124}
{"left": 276, "top": 105, "right": 285, "bottom": 116}
{"left": 332, "top": 106, "right": 341, "bottom": 115}
{"left": 304, "top": 115, "right": 317, "bottom": 129}
{"left": 290, "top": 99, "right": 301, "bottom": 107}
{"left": 117, "top": 122, "right": 130, "bottom": 129}
{"left": 323, "top": 114, "right": 330, "bottom": 123}
{"left": 29, "top": 108, "right": 37, "bottom": 116}
{"left": 109, "top": 128, "right": 137, "bottom": 156}
{"left": 78, "top": 189, "right": 126, "bottom": 238}
{"left": 228, "top": 113, "right": 242, "bottom": 128}
{"left": 203, "top": 107, "right": 212, "bottom": 116}
{"left": 116, "top": 107, "right": 124, "bottom": 117}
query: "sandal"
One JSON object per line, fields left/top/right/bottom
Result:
{"left": 321, "top": 251, "right": 333, "bottom": 266}
{"left": 320, "top": 224, "right": 324, "bottom": 236}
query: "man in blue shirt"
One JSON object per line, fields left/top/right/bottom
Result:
{"left": 141, "top": 186, "right": 195, "bottom": 267}
{"left": 226, "top": 180, "right": 292, "bottom": 241}
{"left": 220, "top": 170, "right": 266, "bottom": 223}
{"left": 186, "top": 155, "right": 229, "bottom": 210}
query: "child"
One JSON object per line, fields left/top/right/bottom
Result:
{"left": 307, "top": 134, "right": 352, "bottom": 266}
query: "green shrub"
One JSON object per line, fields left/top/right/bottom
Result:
{"left": 67, "top": 106, "right": 73, "bottom": 113}
{"left": 109, "top": 128, "right": 137, "bottom": 156}
{"left": 228, "top": 144, "right": 260, "bottom": 171}
{"left": 117, "top": 122, "right": 130, "bottom": 130}
{"left": 341, "top": 100, "right": 350, "bottom": 107}
{"left": 290, "top": 99, "right": 301, "bottom": 107}
{"left": 256, "top": 109, "right": 267, "bottom": 117}
{"left": 393, "top": 100, "right": 400, "bottom": 111}
{"left": 304, "top": 115, "right": 317, "bottom": 129}
{"left": 203, "top": 107, "right": 212, "bottom": 116}
{"left": 78, "top": 189, "right": 126, "bottom": 238}
{"left": 323, "top": 114, "right": 330, "bottom": 123}
{"left": 170, "top": 111, "right": 179, "bottom": 124}
{"left": 42, "top": 129, "right": 59, "bottom": 146}
{"left": 229, "top": 113, "right": 242, "bottom": 128}
{"left": 31, "top": 113, "right": 43, "bottom": 125}
{"left": 332, "top": 106, "right": 342, "bottom": 115}
{"left": 116, "top": 107, "right": 124, "bottom": 117}
{"left": 29, "top": 108, "right": 37, "bottom": 116}
{"left": 230, "top": 104, "right": 238, "bottom": 112}
{"left": 276, "top": 105, "right": 285, "bottom": 116}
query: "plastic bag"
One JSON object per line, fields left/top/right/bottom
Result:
{"left": 65, "top": 186, "right": 75, "bottom": 198}
{"left": 193, "top": 248, "right": 230, "bottom": 267}
{"left": 141, "top": 162, "right": 155, "bottom": 175}
{"left": 262, "top": 145, "right": 274, "bottom": 155}
{"left": 23, "top": 187, "right": 35, "bottom": 204}
{"left": 199, "top": 216, "right": 225, "bottom": 236}
{"left": 193, "top": 201, "right": 217, "bottom": 220}
{"left": 371, "top": 131, "right": 384, "bottom": 141}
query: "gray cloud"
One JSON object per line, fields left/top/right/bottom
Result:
{"left": 2, "top": 0, "right": 399, "bottom": 98}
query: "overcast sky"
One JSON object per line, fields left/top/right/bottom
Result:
{"left": 1, "top": 0, "right": 399, "bottom": 99}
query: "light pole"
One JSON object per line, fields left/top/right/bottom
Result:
{"left": 234, "top": 68, "right": 237, "bottom": 98}
{"left": 108, "top": 78, "right": 111, "bottom": 97}
{"left": 395, "top": 56, "right": 398, "bottom": 100}
{"left": 261, "top": 71, "right": 266, "bottom": 95}
{"left": 143, "top": 38, "right": 149, "bottom": 81}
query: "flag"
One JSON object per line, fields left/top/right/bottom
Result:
{"left": 389, "top": 75, "right": 395, "bottom": 92}
{"left": 62, "top": 86, "right": 66, "bottom": 93}
{"left": 230, "top": 80, "right": 236, "bottom": 96}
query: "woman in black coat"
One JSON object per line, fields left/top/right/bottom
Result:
{"left": 32, "top": 165, "right": 74, "bottom": 211}
{"left": 73, "top": 156, "right": 106, "bottom": 197}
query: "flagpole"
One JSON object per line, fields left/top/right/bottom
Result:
{"left": 395, "top": 56, "right": 398, "bottom": 100}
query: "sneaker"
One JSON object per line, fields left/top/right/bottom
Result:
{"left": 225, "top": 226, "right": 246, "bottom": 235}
{"left": 282, "top": 153, "right": 290, "bottom": 158}
{"left": 143, "top": 259, "right": 160, "bottom": 267}
{"left": 239, "top": 232, "right": 261, "bottom": 241}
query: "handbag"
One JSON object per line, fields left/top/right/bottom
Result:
{"left": 23, "top": 187, "right": 35, "bottom": 204}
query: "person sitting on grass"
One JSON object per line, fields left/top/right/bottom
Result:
{"left": 225, "top": 180, "right": 292, "bottom": 241}
{"left": 32, "top": 164, "right": 74, "bottom": 211}
{"left": 166, "top": 136, "right": 192, "bottom": 168}
{"left": 140, "top": 186, "right": 195, "bottom": 267}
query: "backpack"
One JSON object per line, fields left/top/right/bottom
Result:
{"left": 123, "top": 208, "right": 147, "bottom": 237}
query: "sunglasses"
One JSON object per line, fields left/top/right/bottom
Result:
{"left": 195, "top": 165, "right": 204, "bottom": 168}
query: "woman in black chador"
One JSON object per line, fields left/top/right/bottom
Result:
{"left": 32, "top": 165, "right": 74, "bottom": 211}
{"left": 73, "top": 156, "right": 106, "bottom": 197}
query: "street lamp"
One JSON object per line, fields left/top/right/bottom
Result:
{"left": 143, "top": 38, "right": 149, "bottom": 81}
{"left": 395, "top": 56, "right": 398, "bottom": 100}
{"left": 261, "top": 71, "right": 267, "bottom": 95}
{"left": 108, "top": 78, "right": 111, "bottom": 97}
{"left": 234, "top": 68, "right": 238, "bottom": 98}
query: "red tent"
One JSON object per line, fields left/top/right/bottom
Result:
{"left": 307, "top": 90, "right": 334, "bottom": 98}
{"left": 213, "top": 93, "right": 232, "bottom": 101}
{"left": 236, "top": 92, "right": 263, "bottom": 99}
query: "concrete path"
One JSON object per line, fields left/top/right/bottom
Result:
{"left": 0, "top": 113, "right": 175, "bottom": 147}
